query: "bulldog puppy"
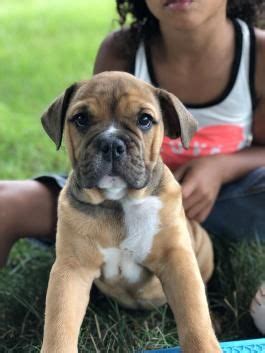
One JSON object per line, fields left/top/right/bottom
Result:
{"left": 40, "top": 71, "right": 220, "bottom": 353}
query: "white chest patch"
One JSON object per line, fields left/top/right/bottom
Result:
{"left": 100, "top": 196, "right": 162, "bottom": 283}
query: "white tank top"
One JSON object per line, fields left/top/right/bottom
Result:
{"left": 134, "top": 19, "right": 256, "bottom": 170}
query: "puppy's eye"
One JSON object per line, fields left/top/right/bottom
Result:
{"left": 72, "top": 113, "right": 89, "bottom": 129}
{"left": 137, "top": 113, "right": 153, "bottom": 131}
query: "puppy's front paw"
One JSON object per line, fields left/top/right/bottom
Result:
{"left": 250, "top": 283, "right": 265, "bottom": 335}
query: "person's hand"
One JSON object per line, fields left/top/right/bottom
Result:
{"left": 174, "top": 155, "right": 226, "bottom": 223}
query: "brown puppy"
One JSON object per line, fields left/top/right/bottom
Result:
{"left": 40, "top": 72, "right": 220, "bottom": 353}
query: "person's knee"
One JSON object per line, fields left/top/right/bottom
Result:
{"left": 0, "top": 180, "right": 59, "bottom": 239}
{"left": 0, "top": 181, "right": 23, "bottom": 236}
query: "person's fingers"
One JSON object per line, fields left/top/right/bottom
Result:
{"left": 183, "top": 190, "right": 202, "bottom": 211}
{"left": 181, "top": 175, "right": 197, "bottom": 199}
{"left": 186, "top": 198, "right": 211, "bottom": 221}
{"left": 189, "top": 202, "right": 213, "bottom": 223}
{"left": 195, "top": 206, "right": 213, "bottom": 223}
{"left": 174, "top": 165, "right": 188, "bottom": 182}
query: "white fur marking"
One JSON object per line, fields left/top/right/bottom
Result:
{"left": 121, "top": 196, "right": 162, "bottom": 262}
{"left": 100, "top": 196, "right": 162, "bottom": 283}
{"left": 98, "top": 175, "right": 126, "bottom": 189}
{"left": 100, "top": 247, "right": 120, "bottom": 279}
{"left": 120, "top": 251, "right": 143, "bottom": 283}
{"left": 104, "top": 125, "right": 119, "bottom": 136}
{"left": 98, "top": 176, "right": 127, "bottom": 200}
{"left": 104, "top": 188, "right": 127, "bottom": 200}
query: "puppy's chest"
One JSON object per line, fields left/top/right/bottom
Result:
{"left": 100, "top": 196, "right": 162, "bottom": 284}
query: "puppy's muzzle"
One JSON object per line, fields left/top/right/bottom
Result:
{"left": 97, "top": 135, "right": 127, "bottom": 162}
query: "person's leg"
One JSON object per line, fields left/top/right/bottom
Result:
{"left": 0, "top": 180, "right": 60, "bottom": 267}
{"left": 202, "top": 167, "right": 265, "bottom": 334}
{"left": 203, "top": 167, "right": 265, "bottom": 241}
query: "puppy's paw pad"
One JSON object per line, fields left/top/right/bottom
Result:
{"left": 250, "top": 283, "right": 265, "bottom": 335}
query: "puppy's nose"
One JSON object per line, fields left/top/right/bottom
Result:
{"left": 112, "top": 139, "right": 126, "bottom": 159}
{"left": 98, "top": 137, "right": 126, "bottom": 161}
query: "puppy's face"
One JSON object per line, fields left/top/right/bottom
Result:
{"left": 42, "top": 72, "right": 197, "bottom": 196}
{"left": 65, "top": 73, "right": 165, "bottom": 190}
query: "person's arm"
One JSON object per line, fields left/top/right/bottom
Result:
{"left": 222, "top": 27, "right": 265, "bottom": 182}
{"left": 252, "top": 27, "right": 265, "bottom": 145}
{"left": 93, "top": 29, "right": 137, "bottom": 74}
{"left": 214, "top": 27, "right": 265, "bottom": 183}
{"left": 175, "top": 28, "right": 265, "bottom": 223}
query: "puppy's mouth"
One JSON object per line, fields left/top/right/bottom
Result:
{"left": 97, "top": 175, "right": 128, "bottom": 200}
{"left": 75, "top": 132, "right": 150, "bottom": 195}
{"left": 98, "top": 174, "right": 126, "bottom": 189}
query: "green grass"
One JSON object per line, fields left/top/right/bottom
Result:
{"left": 0, "top": 0, "right": 116, "bottom": 178}
{"left": 0, "top": 1, "right": 265, "bottom": 352}
{"left": 1, "top": 239, "right": 264, "bottom": 352}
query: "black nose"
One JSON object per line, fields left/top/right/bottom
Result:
{"left": 112, "top": 139, "right": 126, "bottom": 159}
{"left": 98, "top": 136, "right": 126, "bottom": 161}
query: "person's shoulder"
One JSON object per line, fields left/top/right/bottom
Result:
{"left": 93, "top": 28, "right": 140, "bottom": 75}
{"left": 254, "top": 27, "right": 265, "bottom": 99}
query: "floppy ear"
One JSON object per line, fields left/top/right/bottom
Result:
{"left": 41, "top": 83, "right": 77, "bottom": 150}
{"left": 157, "top": 89, "right": 198, "bottom": 148}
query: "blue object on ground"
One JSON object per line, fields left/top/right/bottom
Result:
{"left": 141, "top": 338, "right": 265, "bottom": 352}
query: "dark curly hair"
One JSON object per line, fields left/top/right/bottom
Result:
{"left": 116, "top": 0, "right": 265, "bottom": 39}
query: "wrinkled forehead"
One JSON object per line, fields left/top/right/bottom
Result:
{"left": 70, "top": 73, "right": 160, "bottom": 116}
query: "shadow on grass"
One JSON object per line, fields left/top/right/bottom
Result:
{"left": 0, "top": 237, "right": 264, "bottom": 352}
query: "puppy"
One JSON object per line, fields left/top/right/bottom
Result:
{"left": 40, "top": 71, "right": 220, "bottom": 353}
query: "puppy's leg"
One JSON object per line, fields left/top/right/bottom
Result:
{"left": 145, "top": 227, "right": 221, "bottom": 353}
{"left": 187, "top": 220, "right": 214, "bottom": 283}
{"left": 41, "top": 259, "right": 99, "bottom": 353}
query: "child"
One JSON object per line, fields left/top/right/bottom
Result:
{"left": 93, "top": 0, "right": 265, "bottom": 333}
{"left": 0, "top": 0, "right": 264, "bottom": 334}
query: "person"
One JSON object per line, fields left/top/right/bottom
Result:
{"left": 95, "top": 0, "right": 265, "bottom": 331}
{"left": 0, "top": 0, "right": 264, "bottom": 334}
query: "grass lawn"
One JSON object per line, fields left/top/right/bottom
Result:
{"left": 0, "top": 1, "right": 264, "bottom": 352}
